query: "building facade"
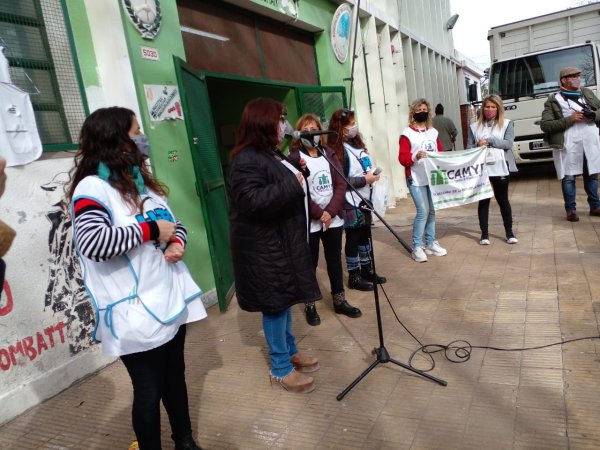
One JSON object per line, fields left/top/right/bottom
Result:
{"left": 0, "top": 0, "right": 465, "bottom": 424}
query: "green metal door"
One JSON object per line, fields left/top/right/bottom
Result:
{"left": 296, "top": 86, "right": 347, "bottom": 123}
{"left": 174, "top": 58, "right": 234, "bottom": 312}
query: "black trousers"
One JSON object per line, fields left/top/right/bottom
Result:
{"left": 120, "top": 324, "right": 192, "bottom": 450}
{"left": 309, "top": 226, "right": 344, "bottom": 295}
{"left": 478, "top": 175, "right": 513, "bottom": 237}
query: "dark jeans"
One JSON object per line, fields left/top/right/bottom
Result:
{"left": 120, "top": 325, "right": 191, "bottom": 450}
{"left": 561, "top": 158, "right": 600, "bottom": 212}
{"left": 309, "top": 226, "right": 344, "bottom": 295}
{"left": 478, "top": 175, "right": 513, "bottom": 238}
{"left": 344, "top": 225, "right": 370, "bottom": 272}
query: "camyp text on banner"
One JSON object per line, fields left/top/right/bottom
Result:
{"left": 422, "top": 147, "right": 493, "bottom": 210}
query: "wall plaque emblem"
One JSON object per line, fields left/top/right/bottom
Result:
{"left": 122, "top": 0, "right": 162, "bottom": 40}
{"left": 331, "top": 4, "right": 352, "bottom": 64}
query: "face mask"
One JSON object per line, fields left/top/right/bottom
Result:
{"left": 483, "top": 109, "right": 497, "bottom": 121}
{"left": 413, "top": 111, "right": 428, "bottom": 123}
{"left": 346, "top": 125, "right": 358, "bottom": 139}
{"left": 301, "top": 135, "right": 319, "bottom": 148}
{"left": 567, "top": 78, "right": 581, "bottom": 90}
{"left": 131, "top": 134, "right": 151, "bottom": 159}
{"left": 277, "top": 121, "right": 287, "bottom": 144}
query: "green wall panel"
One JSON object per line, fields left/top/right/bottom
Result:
{"left": 118, "top": 1, "right": 215, "bottom": 292}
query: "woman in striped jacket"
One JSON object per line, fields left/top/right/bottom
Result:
{"left": 66, "top": 107, "right": 205, "bottom": 450}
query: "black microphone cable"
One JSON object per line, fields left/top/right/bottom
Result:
{"left": 375, "top": 282, "right": 600, "bottom": 372}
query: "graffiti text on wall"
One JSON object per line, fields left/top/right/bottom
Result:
{"left": 0, "top": 322, "right": 66, "bottom": 371}
{"left": 0, "top": 280, "right": 13, "bottom": 316}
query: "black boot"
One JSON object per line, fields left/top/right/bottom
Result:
{"left": 332, "top": 292, "right": 361, "bottom": 318}
{"left": 174, "top": 434, "right": 202, "bottom": 450}
{"left": 361, "top": 265, "right": 387, "bottom": 284}
{"left": 348, "top": 269, "right": 373, "bottom": 291}
{"left": 304, "top": 302, "right": 321, "bottom": 326}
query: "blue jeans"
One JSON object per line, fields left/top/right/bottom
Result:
{"left": 262, "top": 308, "right": 298, "bottom": 378}
{"left": 407, "top": 180, "right": 436, "bottom": 248}
{"left": 562, "top": 166, "right": 600, "bottom": 212}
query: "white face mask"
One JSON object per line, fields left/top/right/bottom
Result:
{"left": 346, "top": 125, "right": 358, "bottom": 139}
{"left": 277, "top": 121, "right": 287, "bottom": 143}
{"left": 301, "top": 135, "right": 319, "bottom": 148}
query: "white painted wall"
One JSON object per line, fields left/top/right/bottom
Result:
{"left": 83, "top": 0, "right": 140, "bottom": 117}
{"left": 346, "top": 0, "right": 461, "bottom": 202}
{"left": 0, "top": 1, "right": 144, "bottom": 425}
{"left": 0, "top": 158, "right": 114, "bottom": 425}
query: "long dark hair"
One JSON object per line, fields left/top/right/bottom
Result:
{"left": 230, "top": 98, "right": 284, "bottom": 158}
{"left": 327, "top": 109, "right": 367, "bottom": 164}
{"left": 66, "top": 107, "right": 168, "bottom": 210}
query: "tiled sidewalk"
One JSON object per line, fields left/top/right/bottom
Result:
{"left": 1, "top": 163, "right": 599, "bottom": 449}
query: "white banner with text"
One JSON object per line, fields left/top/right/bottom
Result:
{"left": 422, "top": 147, "right": 493, "bottom": 210}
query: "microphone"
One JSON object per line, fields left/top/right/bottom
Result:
{"left": 287, "top": 130, "right": 336, "bottom": 139}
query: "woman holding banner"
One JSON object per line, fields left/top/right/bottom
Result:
{"left": 399, "top": 98, "right": 447, "bottom": 263}
{"left": 467, "top": 94, "right": 518, "bottom": 245}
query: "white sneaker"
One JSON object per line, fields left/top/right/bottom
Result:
{"left": 424, "top": 241, "right": 447, "bottom": 256}
{"left": 411, "top": 247, "right": 428, "bottom": 263}
{"left": 480, "top": 238, "right": 491, "bottom": 245}
{"left": 506, "top": 236, "right": 519, "bottom": 244}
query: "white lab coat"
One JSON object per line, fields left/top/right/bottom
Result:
{"left": 0, "top": 49, "right": 42, "bottom": 167}
{"left": 553, "top": 94, "right": 600, "bottom": 179}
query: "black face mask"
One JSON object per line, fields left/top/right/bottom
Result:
{"left": 413, "top": 111, "right": 428, "bottom": 123}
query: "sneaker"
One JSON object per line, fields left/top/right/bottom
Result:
{"left": 424, "top": 241, "right": 447, "bottom": 256}
{"left": 480, "top": 238, "right": 491, "bottom": 245}
{"left": 411, "top": 246, "right": 428, "bottom": 262}
{"left": 506, "top": 236, "right": 519, "bottom": 244}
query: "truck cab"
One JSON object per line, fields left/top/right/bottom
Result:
{"left": 488, "top": 43, "right": 600, "bottom": 164}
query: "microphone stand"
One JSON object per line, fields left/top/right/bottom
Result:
{"left": 312, "top": 142, "right": 447, "bottom": 401}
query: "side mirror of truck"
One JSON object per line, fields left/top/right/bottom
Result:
{"left": 468, "top": 84, "right": 479, "bottom": 102}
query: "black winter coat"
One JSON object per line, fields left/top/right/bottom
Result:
{"left": 228, "top": 145, "right": 322, "bottom": 315}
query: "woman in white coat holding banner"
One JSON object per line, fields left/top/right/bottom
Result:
{"left": 467, "top": 94, "right": 518, "bottom": 245}
{"left": 399, "top": 98, "right": 447, "bottom": 263}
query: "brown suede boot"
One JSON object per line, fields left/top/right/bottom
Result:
{"left": 291, "top": 353, "right": 320, "bottom": 373}
{"left": 270, "top": 369, "right": 315, "bottom": 393}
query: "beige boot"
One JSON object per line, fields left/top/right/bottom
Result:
{"left": 291, "top": 353, "right": 320, "bottom": 373}
{"left": 270, "top": 369, "right": 315, "bottom": 393}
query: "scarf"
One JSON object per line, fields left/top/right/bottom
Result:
{"left": 97, "top": 161, "right": 146, "bottom": 194}
{"left": 560, "top": 89, "right": 581, "bottom": 99}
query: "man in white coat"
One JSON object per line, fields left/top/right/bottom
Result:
{"left": 541, "top": 66, "right": 600, "bottom": 222}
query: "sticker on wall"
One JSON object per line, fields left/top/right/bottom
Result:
{"left": 141, "top": 46, "right": 160, "bottom": 61}
{"left": 122, "top": 0, "right": 162, "bottom": 40}
{"left": 331, "top": 3, "right": 352, "bottom": 64}
{"left": 167, "top": 150, "right": 179, "bottom": 163}
{"left": 144, "top": 85, "right": 184, "bottom": 121}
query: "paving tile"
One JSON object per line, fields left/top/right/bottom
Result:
{"left": 3, "top": 170, "right": 600, "bottom": 448}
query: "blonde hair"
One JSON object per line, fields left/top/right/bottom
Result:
{"left": 408, "top": 98, "right": 433, "bottom": 128}
{"left": 477, "top": 94, "right": 505, "bottom": 129}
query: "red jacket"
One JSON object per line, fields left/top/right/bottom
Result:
{"left": 398, "top": 128, "right": 443, "bottom": 179}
